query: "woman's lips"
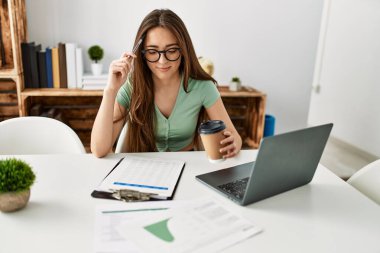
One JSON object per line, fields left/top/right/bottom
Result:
{"left": 157, "top": 66, "right": 171, "bottom": 72}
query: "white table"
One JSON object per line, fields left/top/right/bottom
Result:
{"left": 1, "top": 150, "right": 379, "bottom": 253}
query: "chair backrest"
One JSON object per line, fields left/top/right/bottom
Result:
{"left": 115, "top": 123, "right": 127, "bottom": 153}
{"left": 0, "top": 116, "right": 86, "bottom": 154}
{"left": 347, "top": 159, "right": 380, "bottom": 205}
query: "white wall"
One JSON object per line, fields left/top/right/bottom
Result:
{"left": 26, "top": 0, "right": 324, "bottom": 133}
{"left": 309, "top": 0, "right": 380, "bottom": 157}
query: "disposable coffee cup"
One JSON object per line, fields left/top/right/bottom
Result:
{"left": 198, "top": 120, "right": 226, "bottom": 163}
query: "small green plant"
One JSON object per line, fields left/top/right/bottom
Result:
{"left": 231, "top": 76, "right": 241, "bottom": 83}
{"left": 88, "top": 45, "right": 104, "bottom": 63}
{"left": 0, "top": 158, "right": 35, "bottom": 193}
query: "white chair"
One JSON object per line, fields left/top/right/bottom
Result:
{"left": 115, "top": 123, "right": 128, "bottom": 153}
{"left": 347, "top": 159, "right": 380, "bottom": 205}
{"left": 0, "top": 116, "right": 86, "bottom": 154}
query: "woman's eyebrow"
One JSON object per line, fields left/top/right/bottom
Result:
{"left": 146, "top": 43, "right": 179, "bottom": 48}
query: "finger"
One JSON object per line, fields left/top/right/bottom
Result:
{"left": 112, "top": 62, "right": 130, "bottom": 70}
{"left": 114, "top": 58, "right": 133, "bottom": 68}
{"left": 112, "top": 62, "right": 132, "bottom": 74}
{"left": 220, "top": 135, "right": 234, "bottom": 145}
{"left": 120, "top": 56, "right": 136, "bottom": 64}
{"left": 223, "top": 145, "right": 238, "bottom": 158}
{"left": 223, "top": 130, "right": 232, "bottom": 136}
{"left": 111, "top": 63, "right": 128, "bottom": 71}
{"left": 111, "top": 66, "right": 127, "bottom": 76}
{"left": 223, "top": 150, "right": 237, "bottom": 158}
{"left": 120, "top": 51, "right": 132, "bottom": 58}
{"left": 219, "top": 142, "right": 236, "bottom": 154}
{"left": 121, "top": 52, "right": 137, "bottom": 59}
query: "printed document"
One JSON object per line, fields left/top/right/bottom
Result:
{"left": 117, "top": 198, "right": 262, "bottom": 253}
{"left": 94, "top": 201, "right": 180, "bottom": 253}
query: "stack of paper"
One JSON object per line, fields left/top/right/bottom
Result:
{"left": 94, "top": 198, "right": 262, "bottom": 253}
{"left": 82, "top": 73, "right": 108, "bottom": 90}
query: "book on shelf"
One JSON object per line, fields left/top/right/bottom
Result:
{"left": 75, "top": 48, "right": 83, "bottom": 89}
{"left": 30, "top": 44, "right": 41, "bottom": 88}
{"left": 58, "top": 42, "right": 67, "bottom": 88}
{"left": 82, "top": 73, "right": 108, "bottom": 80}
{"left": 81, "top": 73, "right": 107, "bottom": 90}
{"left": 45, "top": 47, "right": 53, "bottom": 88}
{"left": 21, "top": 42, "right": 34, "bottom": 88}
{"left": 37, "top": 51, "right": 48, "bottom": 88}
{"left": 51, "top": 47, "right": 60, "bottom": 88}
{"left": 82, "top": 79, "right": 107, "bottom": 84}
{"left": 82, "top": 83, "right": 107, "bottom": 90}
{"left": 21, "top": 42, "right": 41, "bottom": 88}
{"left": 65, "top": 43, "right": 77, "bottom": 89}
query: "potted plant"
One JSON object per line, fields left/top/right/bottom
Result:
{"left": 0, "top": 158, "right": 35, "bottom": 212}
{"left": 88, "top": 45, "right": 104, "bottom": 76}
{"left": 229, "top": 76, "right": 241, "bottom": 91}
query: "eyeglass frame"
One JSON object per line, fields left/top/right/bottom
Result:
{"left": 141, "top": 48, "right": 182, "bottom": 63}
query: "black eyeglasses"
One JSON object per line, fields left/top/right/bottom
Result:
{"left": 141, "top": 48, "right": 181, "bottom": 63}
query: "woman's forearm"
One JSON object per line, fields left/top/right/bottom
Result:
{"left": 91, "top": 88, "right": 118, "bottom": 157}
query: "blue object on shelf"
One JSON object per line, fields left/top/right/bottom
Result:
{"left": 264, "top": 114, "right": 275, "bottom": 137}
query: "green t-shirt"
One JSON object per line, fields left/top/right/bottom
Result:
{"left": 116, "top": 77, "right": 220, "bottom": 151}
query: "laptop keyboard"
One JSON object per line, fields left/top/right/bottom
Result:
{"left": 217, "top": 177, "right": 249, "bottom": 200}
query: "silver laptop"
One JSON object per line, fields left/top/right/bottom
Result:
{"left": 196, "top": 123, "right": 333, "bottom": 206}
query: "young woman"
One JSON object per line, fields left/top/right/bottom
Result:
{"left": 91, "top": 9, "right": 242, "bottom": 158}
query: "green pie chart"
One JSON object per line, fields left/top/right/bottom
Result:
{"left": 144, "top": 218, "right": 175, "bottom": 242}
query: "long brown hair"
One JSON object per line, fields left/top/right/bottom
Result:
{"left": 118, "top": 9, "right": 216, "bottom": 152}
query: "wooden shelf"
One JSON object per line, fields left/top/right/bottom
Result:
{"left": 0, "top": 69, "right": 19, "bottom": 77}
{"left": 20, "top": 86, "right": 262, "bottom": 98}
{"left": 217, "top": 85, "right": 265, "bottom": 98}
{"left": 21, "top": 88, "right": 103, "bottom": 97}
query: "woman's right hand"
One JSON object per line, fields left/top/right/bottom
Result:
{"left": 106, "top": 52, "right": 136, "bottom": 92}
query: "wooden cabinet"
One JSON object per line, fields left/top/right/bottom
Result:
{"left": 19, "top": 86, "right": 266, "bottom": 150}
{"left": 218, "top": 86, "right": 266, "bottom": 149}
{"left": 20, "top": 89, "right": 102, "bottom": 151}
{"left": 0, "top": 0, "right": 27, "bottom": 120}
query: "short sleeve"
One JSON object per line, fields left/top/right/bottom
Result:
{"left": 202, "top": 81, "right": 220, "bottom": 108}
{"left": 116, "top": 78, "right": 133, "bottom": 109}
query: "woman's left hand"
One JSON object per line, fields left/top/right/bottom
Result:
{"left": 219, "top": 130, "right": 242, "bottom": 158}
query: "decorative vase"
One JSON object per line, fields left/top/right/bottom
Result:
{"left": 0, "top": 189, "right": 31, "bottom": 212}
{"left": 91, "top": 63, "right": 103, "bottom": 76}
{"left": 229, "top": 81, "right": 241, "bottom": 91}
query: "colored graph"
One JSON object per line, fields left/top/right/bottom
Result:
{"left": 144, "top": 218, "right": 175, "bottom": 242}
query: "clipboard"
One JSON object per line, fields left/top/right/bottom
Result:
{"left": 91, "top": 157, "right": 185, "bottom": 202}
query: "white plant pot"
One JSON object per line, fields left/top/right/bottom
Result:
{"left": 229, "top": 81, "right": 241, "bottom": 91}
{"left": 91, "top": 63, "right": 103, "bottom": 76}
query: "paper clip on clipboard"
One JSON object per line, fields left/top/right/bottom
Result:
{"left": 111, "top": 189, "right": 158, "bottom": 202}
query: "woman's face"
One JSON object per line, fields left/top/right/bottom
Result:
{"left": 143, "top": 27, "right": 182, "bottom": 81}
